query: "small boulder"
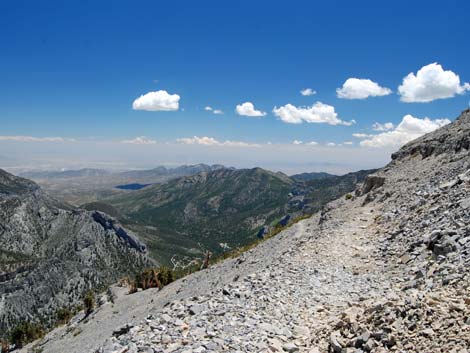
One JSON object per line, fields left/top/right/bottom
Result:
{"left": 282, "top": 342, "right": 299, "bottom": 352}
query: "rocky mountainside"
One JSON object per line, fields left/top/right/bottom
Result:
{"left": 23, "top": 109, "right": 470, "bottom": 353}
{"left": 0, "top": 170, "right": 150, "bottom": 338}
{"left": 10, "top": 109, "right": 469, "bottom": 353}
{"left": 296, "top": 169, "right": 376, "bottom": 213}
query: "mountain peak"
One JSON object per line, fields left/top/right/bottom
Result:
{"left": 391, "top": 108, "right": 470, "bottom": 161}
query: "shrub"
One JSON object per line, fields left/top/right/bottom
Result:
{"left": 9, "top": 322, "right": 44, "bottom": 348}
{"left": 56, "top": 307, "right": 73, "bottom": 325}
{"left": 129, "top": 267, "right": 177, "bottom": 294}
{"left": 140, "top": 269, "right": 161, "bottom": 290}
{"left": 83, "top": 291, "right": 95, "bottom": 316}
{"left": 345, "top": 193, "right": 353, "bottom": 200}
{"left": 128, "top": 281, "right": 138, "bottom": 294}
{"left": 1, "top": 339, "right": 8, "bottom": 353}
{"left": 157, "top": 266, "right": 174, "bottom": 286}
{"left": 200, "top": 251, "right": 212, "bottom": 270}
{"left": 118, "top": 277, "right": 130, "bottom": 287}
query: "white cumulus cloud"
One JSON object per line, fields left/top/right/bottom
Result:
{"left": 121, "top": 136, "right": 157, "bottom": 145}
{"left": 292, "top": 140, "right": 303, "bottom": 145}
{"left": 326, "top": 142, "right": 336, "bottom": 147}
{"left": 272, "top": 102, "right": 355, "bottom": 126}
{"left": 132, "top": 90, "right": 180, "bottom": 111}
{"left": 300, "top": 88, "right": 316, "bottom": 96}
{"left": 177, "top": 136, "right": 260, "bottom": 147}
{"left": 336, "top": 78, "right": 392, "bottom": 99}
{"left": 235, "top": 102, "right": 266, "bottom": 117}
{"left": 398, "top": 63, "right": 470, "bottom": 103}
{"left": 343, "top": 141, "right": 354, "bottom": 145}
{"left": 359, "top": 114, "right": 451, "bottom": 148}
{"left": 372, "top": 122, "right": 394, "bottom": 131}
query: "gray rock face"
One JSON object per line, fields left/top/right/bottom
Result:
{"left": 0, "top": 170, "right": 39, "bottom": 195}
{"left": 391, "top": 108, "right": 470, "bottom": 160}
{"left": 359, "top": 175, "right": 385, "bottom": 195}
{"left": 0, "top": 169, "right": 150, "bottom": 336}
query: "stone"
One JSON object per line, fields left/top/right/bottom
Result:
{"left": 364, "top": 338, "right": 377, "bottom": 351}
{"left": 421, "top": 328, "right": 435, "bottom": 336}
{"left": 399, "top": 254, "right": 411, "bottom": 264}
{"left": 433, "top": 240, "right": 456, "bottom": 256}
{"left": 160, "top": 314, "right": 172, "bottom": 323}
{"left": 329, "top": 333, "right": 343, "bottom": 353}
{"left": 282, "top": 342, "right": 299, "bottom": 352}
{"left": 293, "top": 325, "right": 310, "bottom": 337}
{"left": 439, "top": 179, "right": 460, "bottom": 189}
{"left": 189, "top": 304, "right": 206, "bottom": 315}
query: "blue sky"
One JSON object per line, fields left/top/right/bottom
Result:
{"left": 1, "top": 0, "right": 469, "bottom": 173}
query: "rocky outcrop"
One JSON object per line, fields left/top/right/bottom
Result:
{"left": 0, "top": 171, "right": 39, "bottom": 195}
{"left": 91, "top": 211, "right": 146, "bottom": 252}
{"left": 0, "top": 170, "right": 150, "bottom": 337}
{"left": 391, "top": 108, "right": 470, "bottom": 160}
{"left": 359, "top": 175, "right": 385, "bottom": 195}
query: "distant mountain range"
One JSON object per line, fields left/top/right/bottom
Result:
{"left": 19, "top": 164, "right": 227, "bottom": 181}
{"left": 117, "top": 164, "right": 228, "bottom": 180}
{"left": 19, "top": 168, "right": 111, "bottom": 179}
{"left": 18, "top": 164, "right": 228, "bottom": 205}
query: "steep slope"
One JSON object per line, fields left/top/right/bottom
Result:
{"left": 0, "top": 170, "right": 149, "bottom": 338}
{"left": 297, "top": 169, "right": 376, "bottom": 213}
{"left": 26, "top": 109, "right": 470, "bottom": 353}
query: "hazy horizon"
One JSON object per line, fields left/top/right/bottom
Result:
{"left": 0, "top": 139, "right": 394, "bottom": 175}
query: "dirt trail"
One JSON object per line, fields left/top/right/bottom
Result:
{"left": 258, "top": 203, "right": 391, "bottom": 351}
